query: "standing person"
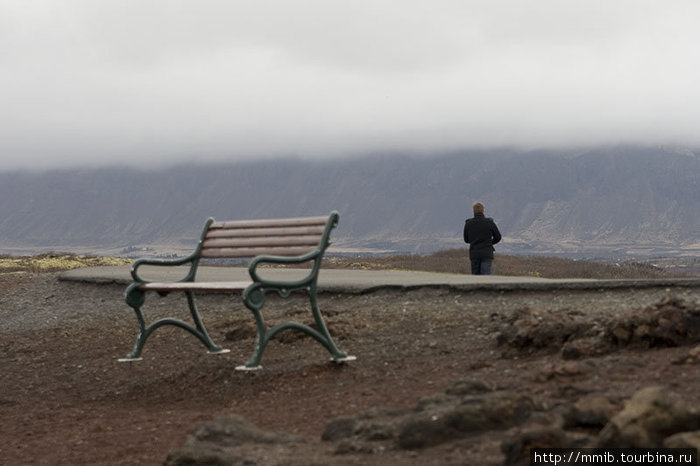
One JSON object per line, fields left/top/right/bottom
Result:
{"left": 463, "top": 202, "right": 502, "bottom": 275}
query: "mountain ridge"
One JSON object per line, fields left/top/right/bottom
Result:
{"left": 1, "top": 146, "right": 698, "bottom": 258}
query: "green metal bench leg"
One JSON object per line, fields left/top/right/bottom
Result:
{"left": 238, "top": 288, "right": 267, "bottom": 370}
{"left": 120, "top": 286, "right": 228, "bottom": 361}
{"left": 183, "top": 291, "right": 229, "bottom": 355}
{"left": 308, "top": 288, "right": 355, "bottom": 363}
{"left": 237, "top": 285, "right": 354, "bottom": 370}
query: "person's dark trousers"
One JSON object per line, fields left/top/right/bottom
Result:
{"left": 470, "top": 259, "right": 493, "bottom": 275}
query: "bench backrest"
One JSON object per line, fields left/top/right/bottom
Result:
{"left": 198, "top": 212, "right": 338, "bottom": 259}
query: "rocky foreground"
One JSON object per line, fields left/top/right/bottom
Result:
{"left": 166, "top": 295, "right": 700, "bottom": 465}
{"left": 0, "top": 272, "right": 698, "bottom": 465}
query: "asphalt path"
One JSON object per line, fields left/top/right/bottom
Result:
{"left": 59, "top": 265, "right": 700, "bottom": 293}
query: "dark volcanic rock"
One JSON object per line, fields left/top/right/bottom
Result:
{"left": 663, "top": 431, "right": 700, "bottom": 449}
{"left": 320, "top": 379, "right": 535, "bottom": 453}
{"left": 165, "top": 416, "right": 305, "bottom": 466}
{"left": 596, "top": 387, "right": 700, "bottom": 448}
{"left": 500, "top": 298, "right": 700, "bottom": 360}
{"left": 605, "top": 297, "right": 700, "bottom": 348}
{"left": 497, "top": 307, "right": 593, "bottom": 354}
{"left": 164, "top": 385, "right": 700, "bottom": 465}
{"left": 563, "top": 395, "right": 618, "bottom": 429}
{"left": 397, "top": 391, "right": 535, "bottom": 449}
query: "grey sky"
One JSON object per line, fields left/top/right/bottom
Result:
{"left": 2, "top": 1, "right": 699, "bottom": 169}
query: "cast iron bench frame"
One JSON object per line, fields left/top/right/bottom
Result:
{"left": 120, "top": 211, "right": 354, "bottom": 370}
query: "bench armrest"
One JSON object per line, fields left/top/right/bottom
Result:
{"left": 130, "top": 253, "right": 200, "bottom": 283}
{"left": 247, "top": 250, "right": 322, "bottom": 288}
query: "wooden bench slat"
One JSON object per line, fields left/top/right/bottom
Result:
{"left": 210, "top": 215, "right": 329, "bottom": 229}
{"left": 205, "top": 225, "right": 327, "bottom": 239}
{"left": 200, "top": 245, "right": 316, "bottom": 258}
{"left": 202, "top": 235, "right": 322, "bottom": 249}
{"left": 139, "top": 281, "right": 252, "bottom": 292}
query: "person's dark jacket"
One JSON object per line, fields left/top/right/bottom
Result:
{"left": 463, "top": 213, "right": 502, "bottom": 260}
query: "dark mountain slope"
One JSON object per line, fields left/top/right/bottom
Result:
{"left": 0, "top": 146, "right": 697, "bottom": 256}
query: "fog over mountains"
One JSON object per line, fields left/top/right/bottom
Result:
{"left": 1, "top": 146, "right": 698, "bottom": 258}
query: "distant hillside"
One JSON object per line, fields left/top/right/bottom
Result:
{"left": 0, "top": 146, "right": 698, "bottom": 257}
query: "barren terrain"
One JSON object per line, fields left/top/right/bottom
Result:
{"left": 1, "top": 262, "right": 699, "bottom": 464}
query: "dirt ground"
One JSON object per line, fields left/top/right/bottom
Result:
{"left": 1, "top": 272, "right": 699, "bottom": 465}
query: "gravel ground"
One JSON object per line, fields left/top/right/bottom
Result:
{"left": 0, "top": 272, "right": 698, "bottom": 465}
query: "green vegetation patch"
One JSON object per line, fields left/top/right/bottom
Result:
{"left": 0, "top": 253, "right": 131, "bottom": 274}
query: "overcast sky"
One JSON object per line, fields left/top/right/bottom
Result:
{"left": 2, "top": 1, "right": 699, "bottom": 170}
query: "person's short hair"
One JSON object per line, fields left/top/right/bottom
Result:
{"left": 473, "top": 202, "right": 485, "bottom": 214}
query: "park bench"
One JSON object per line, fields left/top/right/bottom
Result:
{"left": 121, "top": 211, "right": 354, "bottom": 370}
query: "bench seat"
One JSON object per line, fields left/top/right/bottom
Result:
{"left": 139, "top": 281, "right": 252, "bottom": 292}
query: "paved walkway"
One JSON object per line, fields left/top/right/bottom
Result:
{"left": 59, "top": 266, "right": 700, "bottom": 293}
